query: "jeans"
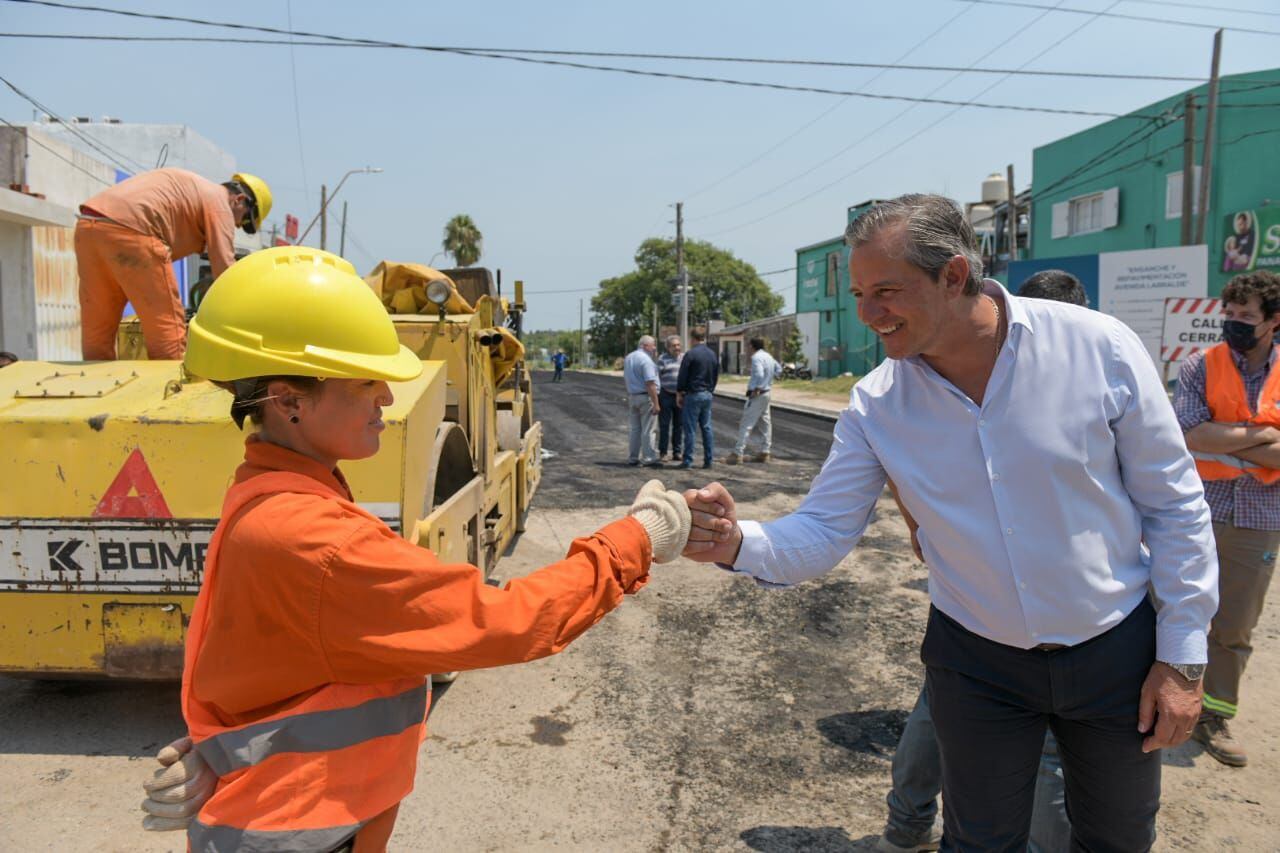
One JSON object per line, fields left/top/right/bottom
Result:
{"left": 658, "top": 390, "right": 682, "bottom": 456}
{"left": 884, "top": 684, "right": 1071, "bottom": 852}
{"left": 681, "top": 391, "right": 713, "bottom": 466}
{"left": 627, "top": 393, "right": 658, "bottom": 464}
{"left": 553, "top": 365, "right": 564, "bottom": 382}
{"left": 924, "top": 601, "right": 1159, "bottom": 852}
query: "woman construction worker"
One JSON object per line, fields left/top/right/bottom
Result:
{"left": 75, "top": 168, "right": 272, "bottom": 361}
{"left": 137, "top": 246, "right": 692, "bottom": 851}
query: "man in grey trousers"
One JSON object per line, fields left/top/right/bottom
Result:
{"left": 623, "top": 335, "right": 662, "bottom": 468}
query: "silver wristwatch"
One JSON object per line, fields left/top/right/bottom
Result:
{"left": 1163, "top": 662, "right": 1205, "bottom": 682}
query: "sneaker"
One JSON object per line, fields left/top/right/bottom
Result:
{"left": 1193, "top": 715, "right": 1248, "bottom": 767}
{"left": 725, "top": 452, "right": 742, "bottom": 465}
{"left": 702, "top": 461, "right": 713, "bottom": 469}
{"left": 627, "top": 460, "right": 640, "bottom": 467}
{"left": 875, "top": 828, "right": 942, "bottom": 852}
{"left": 753, "top": 452, "right": 771, "bottom": 463}
{"left": 678, "top": 461, "right": 693, "bottom": 469}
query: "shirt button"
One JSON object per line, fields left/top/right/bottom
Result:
{"left": 1006, "top": 528, "right": 1014, "bottom": 535}
{"left": 978, "top": 418, "right": 986, "bottom": 426}
{"left": 1019, "top": 581, "right": 1027, "bottom": 590}
{"left": 992, "top": 472, "right": 1001, "bottom": 481}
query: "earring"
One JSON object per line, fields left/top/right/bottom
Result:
{"left": 290, "top": 415, "right": 300, "bottom": 424}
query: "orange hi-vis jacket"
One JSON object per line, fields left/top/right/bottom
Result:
{"left": 181, "top": 438, "right": 651, "bottom": 852}
{"left": 1193, "top": 342, "right": 1280, "bottom": 486}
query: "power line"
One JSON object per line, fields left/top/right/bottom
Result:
{"left": 757, "top": 267, "right": 797, "bottom": 276}
{"left": 283, "top": 0, "right": 311, "bottom": 210}
{"left": 0, "top": 31, "right": 1210, "bottom": 83}
{"left": 682, "top": 4, "right": 973, "bottom": 203}
{"left": 700, "top": 0, "right": 1119, "bottom": 237}
{"left": 0, "top": 1, "right": 1148, "bottom": 118}
{"left": 953, "top": 0, "right": 1280, "bottom": 36}
{"left": 0, "top": 74, "right": 146, "bottom": 173}
{"left": 0, "top": 114, "right": 113, "bottom": 185}
{"left": 694, "top": 0, "right": 1068, "bottom": 223}
{"left": 1121, "top": 0, "right": 1274, "bottom": 14}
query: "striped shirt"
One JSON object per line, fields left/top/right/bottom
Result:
{"left": 1174, "top": 347, "right": 1280, "bottom": 530}
{"left": 658, "top": 352, "right": 683, "bottom": 393}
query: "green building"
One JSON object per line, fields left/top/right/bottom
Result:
{"left": 793, "top": 200, "right": 885, "bottom": 377}
{"left": 1030, "top": 67, "right": 1280, "bottom": 294}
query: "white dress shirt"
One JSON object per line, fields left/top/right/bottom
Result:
{"left": 747, "top": 349, "right": 780, "bottom": 393}
{"left": 733, "top": 281, "right": 1218, "bottom": 663}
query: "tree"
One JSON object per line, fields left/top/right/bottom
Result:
{"left": 783, "top": 324, "right": 805, "bottom": 364}
{"left": 442, "top": 214, "right": 483, "bottom": 267}
{"left": 588, "top": 238, "right": 783, "bottom": 361}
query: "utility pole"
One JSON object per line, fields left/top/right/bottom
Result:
{"left": 1194, "top": 29, "right": 1222, "bottom": 246}
{"left": 675, "top": 202, "right": 688, "bottom": 348}
{"left": 320, "top": 184, "right": 328, "bottom": 250}
{"left": 1181, "top": 92, "right": 1198, "bottom": 245}
{"left": 579, "top": 298, "right": 585, "bottom": 366}
{"left": 1005, "top": 164, "right": 1017, "bottom": 267}
{"left": 339, "top": 201, "right": 348, "bottom": 257}
{"left": 652, "top": 302, "right": 658, "bottom": 337}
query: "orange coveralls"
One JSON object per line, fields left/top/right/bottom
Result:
{"left": 74, "top": 168, "right": 237, "bottom": 360}
{"left": 183, "top": 437, "right": 651, "bottom": 851}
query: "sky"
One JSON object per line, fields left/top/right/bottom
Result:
{"left": 2, "top": 0, "right": 1277, "bottom": 330}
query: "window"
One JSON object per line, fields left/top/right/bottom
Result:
{"left": 1165, "top": 168, "right": 1202, "bottom": 219}
{"left": 825, "top": 252, "right": 840, "bottom": 297}
{"left": 1051, "top": 187, "right": 1119, "bottom": 238}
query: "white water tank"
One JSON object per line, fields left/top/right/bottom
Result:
{"left": 982, "top": 173, "right": 1008, "bottom": 204}
{"left": 969, "top": 203, "right": 995, "bottom": 231}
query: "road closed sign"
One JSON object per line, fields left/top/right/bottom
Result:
{"left": 1161, "top": 297, "right": 1221, "bottom": 363}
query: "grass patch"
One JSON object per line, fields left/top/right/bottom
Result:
{"left": 718, "top": 373, "right": 858, "bottom": 397}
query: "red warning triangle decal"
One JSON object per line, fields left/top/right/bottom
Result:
{"left": 93, "top": 448, "right": 173, "bottom": 519}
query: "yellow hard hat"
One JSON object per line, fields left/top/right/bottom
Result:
{"left": 231, "top": 172, "right": 272, "bottom": 234}
{"left": 185, "top": 246, "right": 422, "bottom": 383}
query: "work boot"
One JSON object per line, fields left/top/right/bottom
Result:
{"left": 875, "top": 827, "right": 942, "bottom": 852}
{"left": 753, "top": 452, "right": 771, "bottom": 463}
{"left": 1194, "top": 714, "right": 1248, "bottom": 767}
{"left": 725, "top": 452, "right": 742, "bottom": 465}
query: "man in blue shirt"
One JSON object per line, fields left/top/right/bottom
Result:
{"left": 676, "top": 329, "right": 719, "bottom": 470}
{"left": 726, "top": 337, "right": 781, "bottom": 465}
{"left": 551, "top": 349, "right": 568, "bottom": 382}
{"left": 623, "top": 336, "right": 662, "bottom": 467}
{"left": 683, "top": 194, "right": 1217, "bottom": 851}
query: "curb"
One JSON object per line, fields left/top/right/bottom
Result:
{"left": 712, "top": 388, "right": 841, "bottom": 422}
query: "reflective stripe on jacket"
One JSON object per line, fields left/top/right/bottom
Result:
{"left": 182, "top": 438, "right": 652, "bottom": 852}
{"left": 1193, "top": 342, "right": 1280, "bottom": 486}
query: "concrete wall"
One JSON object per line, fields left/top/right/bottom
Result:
{"left": 794, "top": 235, "right": 881, "bottom": 377}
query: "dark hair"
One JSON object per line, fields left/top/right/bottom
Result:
{"left": 845, "top": 194, "right": 984, "bottom": 296}
{"left": 0, "top": 351, "right": 17, "bottom": 366}
{"left": 1222, "top": 270, "right": 1280, "bottom": 321}
{"left": 691, "top": 329, "right": 706, "bottom": 342}
{"left": 217, "top": 375, "right": 323, "bottom": 428}
{"left": 1018, "top": 269, "right": 1088, "bottom": 307}
{"left": 749, "top": 337, "right": 765, "bottom": 351}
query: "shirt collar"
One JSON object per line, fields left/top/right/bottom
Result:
{"left": 1230, "top": 344, "right": 1276, "bottom": 376}
{"left": 983, "top": 278, "right": 1034, "bottom": 337}
{"left": 236, "top": 435, "right": 354, "bottom": 501}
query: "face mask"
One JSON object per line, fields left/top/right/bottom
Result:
{"left": 1223, "top": 319, "right": 1263, "bottom": 354}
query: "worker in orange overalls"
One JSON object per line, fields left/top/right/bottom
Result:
{"left": 74, "top": 168, "right": 272, "bottom": 361}
{"left": 136, "top": 246, "right": 692, "bottom": 852}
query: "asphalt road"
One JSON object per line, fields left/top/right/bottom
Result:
{"left": 533, "top": 370, "right": 840, "bottom": 509}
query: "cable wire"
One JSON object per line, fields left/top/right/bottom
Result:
{"left": 283, "top": 0, "right": 311, "bottom": 209}
{"left": 0, "top": 1, "right": 1150, "bottom": 118}
{"left": 0, "top": 114, "right": 112, "bottom": 184}
{"left": 0, "top": 74, "right": 145, "bottom": 173}
{"left": 953, "top": 0, "right": 1280, "bottom": 36}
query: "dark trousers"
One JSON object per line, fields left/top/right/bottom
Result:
{"left": 658, "top": 390, "right": 682, "bottom": 456}
{"left": 923, "top": 599, "right": 1160, "bottom": 853}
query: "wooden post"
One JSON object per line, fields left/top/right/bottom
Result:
{"left": 1194, "top": 29, "right": 1222, "bottom": 245}
{"left": 319, "top": 184, "right": 328, "bottom": 251}
{"left": 1006, "top": 164, "right": 1017, "bottom": 267}
{"left": 1181, "top": 92, "right": 1197, "bottom": 245}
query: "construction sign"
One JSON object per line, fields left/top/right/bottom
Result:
{"left": 1161, "top": 297, "right": 1221, "bottom": 363}
{"left": 93, "top": 448, "right": 173, "bottom": 519}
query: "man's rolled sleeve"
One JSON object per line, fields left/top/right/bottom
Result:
{"left": 1172, "top": 352, "right": 1211, "bottom": 434}
{"left": 1108, "top": 323, "right": 1218, "bottom": 664}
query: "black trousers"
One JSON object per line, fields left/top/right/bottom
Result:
{"left": 658, "top": 390, "right": 682, "bottom": 455}
{"left": 923, "top": 599, "right": 1160, "bottom": 853}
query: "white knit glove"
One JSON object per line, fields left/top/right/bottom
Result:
{"left": 141, "top": 736, "right": 216, "bottom": 831}
{"left": 627, "top": 479, "right": 692, "bottom": 563}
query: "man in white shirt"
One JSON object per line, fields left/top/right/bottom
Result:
{"left": 727, "top": 337, "right": 782, "bottom": 464}
{"left": 623, "top": 335, "right": 662, "bottom": 468}
{"left": 683, "top": 194, "right": 1217, "bottom": 851}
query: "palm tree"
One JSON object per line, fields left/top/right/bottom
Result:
{"left": 442, "top": 214, "right": 483, "bottom": 267}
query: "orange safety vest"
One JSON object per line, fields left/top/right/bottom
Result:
{"left": 1194, "top": 342, "right": 1280, "bottom": 486}
{"left": 181, "top": 471, "right": 429, "bottom": 853}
